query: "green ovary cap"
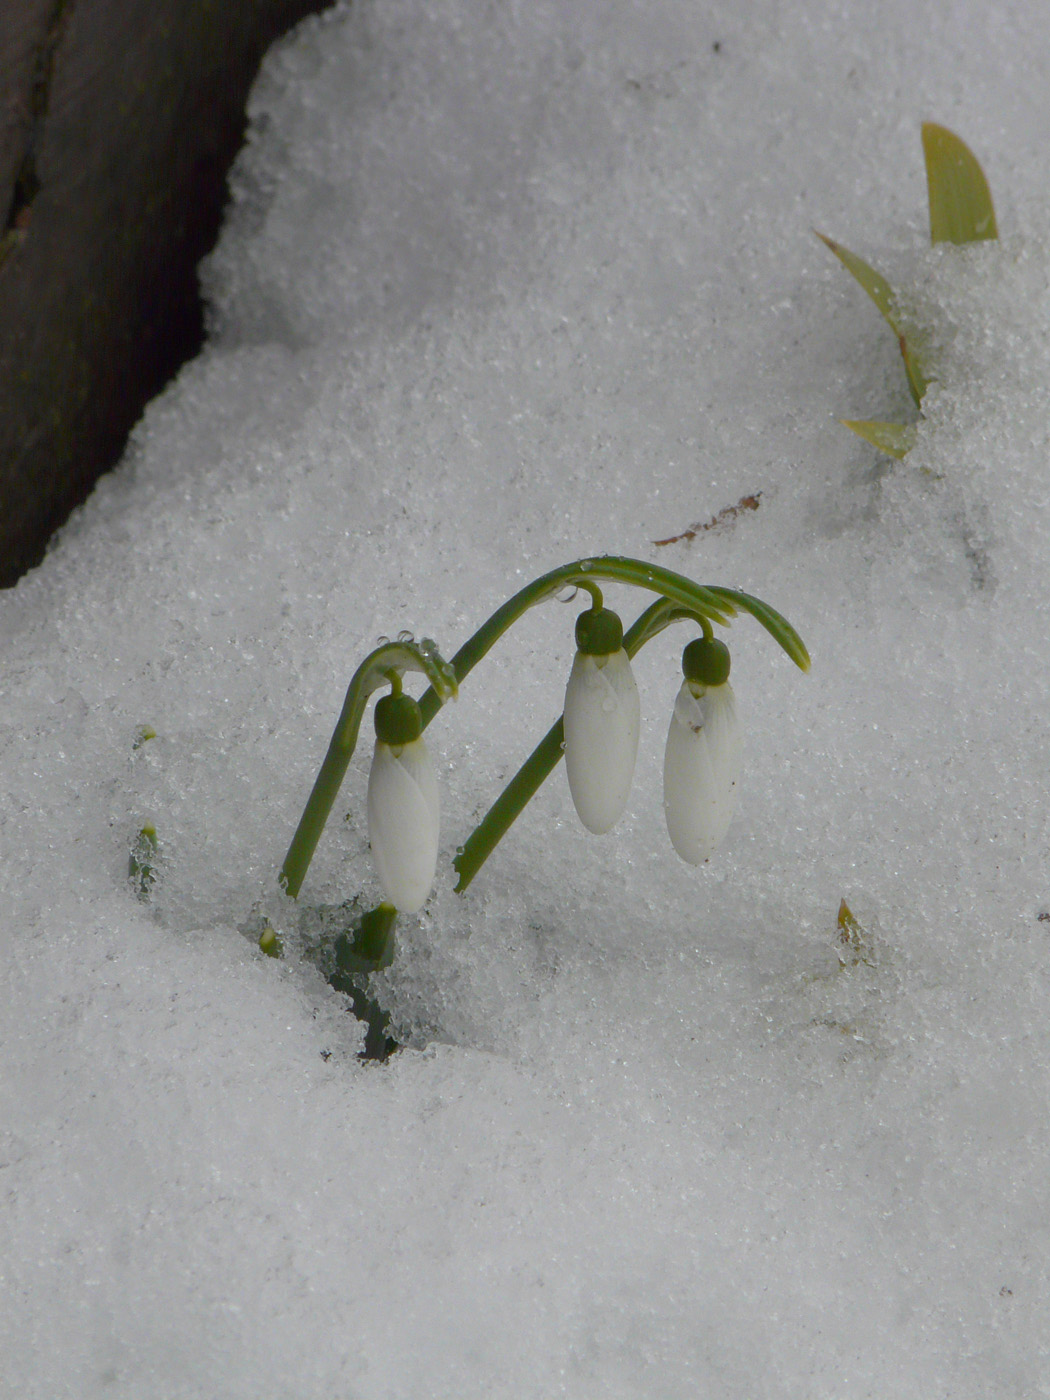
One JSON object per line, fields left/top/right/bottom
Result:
{"left": 682, "top": 636, "right": 731, "bottom": 686}
{"left": 374, "top": 692, "right": 424, "bottom": 745}
{"left": 575, "top": 606, "right": 624, "bottom": 656}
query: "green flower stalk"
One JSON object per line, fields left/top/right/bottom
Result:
{"left": 278, "top": 557, "right": 808, "bottom": 919}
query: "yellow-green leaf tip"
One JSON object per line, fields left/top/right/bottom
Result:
{"left": 840, "top": 419, "right": 918, "bottom": 459}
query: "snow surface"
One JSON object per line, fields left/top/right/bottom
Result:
{"left": 4, "top": 0, "right": 1050, "bottom": 1395}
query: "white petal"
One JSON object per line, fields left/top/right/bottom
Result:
{"left": 563, "top": 648, "right": 640, "bottom": 834}
{"left": 663, "top": 680, "right": 742, "bottom": 863}
{"left": 366, "top": 737, "right": 440, "bottom": 912}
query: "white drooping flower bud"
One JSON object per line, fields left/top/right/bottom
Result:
{"left": 367, "top": 693, "right": 440, "bottom": 913}
{"left": 563, "top": 637, "right": 641, "bottom": 835}
{"left": 663, "top": 678, "right": 742, "bottom": 863}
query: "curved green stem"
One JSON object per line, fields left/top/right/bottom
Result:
{"left": 453, "top": 718, "right": 567, "bottom": 893}
{"left": 416, "top": 556, "right": 741, "bottom": 727}
{"left": 280, "top": 640, "right": 457, "bottom": 898}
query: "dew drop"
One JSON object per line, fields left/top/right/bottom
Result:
{"left": 397, "top": 629, "right": 415, "bottom": 643}
{"left": 556, "top": 585, "right": 579, "bottom": 603}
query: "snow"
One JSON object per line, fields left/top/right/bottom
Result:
{"left": 3, "top": 0, "right": 1050, "bottom": 1394}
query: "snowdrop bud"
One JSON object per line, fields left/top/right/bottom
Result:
{"left": 663, "top": 640, "right": 742, "bottom": 863}
{"left": 563, "top": 608, "right": 640, "bottom": 834}
{"left": 367, "top": 693, "right": 440, "bottom": 913}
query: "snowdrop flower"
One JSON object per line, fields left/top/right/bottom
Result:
{"left": 663, "top": 637, "right": 743, "bottom": 863}
{"left": 367, "top": 691, "right": 440, "bottom": 912}
{"left": 563, "top": 606, "right": 640, "bottom": 834}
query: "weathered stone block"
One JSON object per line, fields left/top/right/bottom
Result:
{"left": 0, "top": 0, "right": 332, "bottom": 585}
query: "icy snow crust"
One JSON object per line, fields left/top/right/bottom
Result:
{"left": 4, "top": 0, "right": 1050, "bottom": 1394}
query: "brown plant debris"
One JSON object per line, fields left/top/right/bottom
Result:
{"left": 654, "top": 492, "right": 761, "bottom": 546}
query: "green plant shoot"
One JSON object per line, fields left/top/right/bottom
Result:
{"left": 271, "top": 557, "right": 808, "bottom": 1029}
{"left": 817, "top": 122, "right": 997, "bottom": 458}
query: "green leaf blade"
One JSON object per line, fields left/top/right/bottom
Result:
{"left": 922, "top": 122, "right": 998, "bottom": 245}
{"left": 701, "top": 587, "right": 811, "bottom": 672}
{"left": 816, "top": 231, "right": 927, "bottom": 405}
{"left": 898, "top": 336, "right": 928, "bottom": 408}
{"left": 816, "top": 231, "right": 897, "bottom": 322}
